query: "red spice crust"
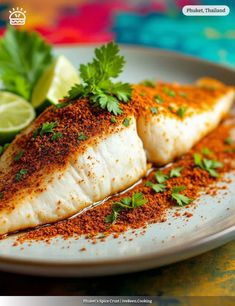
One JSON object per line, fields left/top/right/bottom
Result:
{"left": 16, "top": 120, "right": 235, "bottom": 244}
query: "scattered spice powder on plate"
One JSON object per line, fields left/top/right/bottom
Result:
{"left": 16, "top": 118, "right": 235, "bottom": 245}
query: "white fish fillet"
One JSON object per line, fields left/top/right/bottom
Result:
{"left": 136, "top": 78, "right": 235, "bottom": 165}
{"left": 0, "top": 101, "right": 146, "bottom": 235}
{"left": 0, "top": 78, "right": 234, "bottom": 236}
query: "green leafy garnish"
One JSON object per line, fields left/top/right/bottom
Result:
{"left": 193, "top": 153, "right": 223, "bottom": 177}
{"left": 110, "top": 117, "right": 117, "bottom": 124}
{"left": 140, "top": 91, "right": 146, "bottom": 97}
{"left": 145, "top": 181, "right": 166, "bottom": 193}
{"left": 122, "top": 117, "right": 131, "bottom": 127}
{"left": 14, "top": 150, "right": 24, "bottom": 162}
{"left": 154, "top": 94, "right": 164, "bottom": 104}
{"left": 179, "top": 92, "right": 187, "bottom": 98}
{"left": 224, "top": 138, "right": 233, "bottom": 145}
{"left": 78, "top": 132, "right": 88, "bottom": 141}
{"left": 202, "top": 147, "right": 213, "bottom": 156}
{"left": 0, "top": 26, "right": 53, "bottom": 100}
{"left": 105, "top": 192, "right": 148, "bottom": 224}
{"left": 176, "top": 106, "right": 188, "bottom": 118}
{"left": 150, "top": 107, "right": 158, "bottom": 115}
{"left": 163, "top": 87, "right": 175, "bottom": 97}
{"left": 169, "top": 166, "right": 183, "bottom": 178}
{"left": 140, "top": 80, "right": 155, "bottom": 88}
{"left": 171, "top": 186, "right": 192, "bottom": 206}
{"left": 155, "top": 170, "right": 168, "bottom": 183}
{"left": 0, "top": 143, "right": 9, "bottom": 156}
{"left": 67, "top": 42, "right": 132, "bottom": 115}
{"left": 55, "top": 101, "right": 71, "bottom": 109}
{"left": 51, "top": 132, "right": 63, "bottom": 141}
{"left": 15, "top": 169, "right": 28, "bottom": 182}
{"left": 0, "top": 192, "right": 3, "bottom": 199}
{"left": 40, "top": 121, "right": 58, "bottom": 137}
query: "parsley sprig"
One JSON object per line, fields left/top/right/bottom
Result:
{"left": 105, "top": 192, "right": 148, "bottom": 224}
{"left": 67, "top": 42, "right": 132, "bottom": 115}
{"left": 194, "top": 153, "right": 223, "bottom": 177}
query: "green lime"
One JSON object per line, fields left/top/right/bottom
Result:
{"left": 32, "top": 55, "right": 80, "bottom": 111}
{"left": 0, "top": 92, "right": 35, "bottom": 144}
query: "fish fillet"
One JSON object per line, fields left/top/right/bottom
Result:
{"left": 0, "top": 78, "right": 234, "bottom": 236}
{"left": 0, "top": 100, "right": 147, "bottom": 235}
{"left": 135, "top": 78, "right": 235, "bottom": 165}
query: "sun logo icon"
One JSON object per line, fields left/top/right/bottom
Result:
{"left": 9, "top": 7, "right": 26, "bottom": 25}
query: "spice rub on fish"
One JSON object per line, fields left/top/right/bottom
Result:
{"left": 134, "top": 78, "right": 235, "bottom": 165}
{"left": 0, "top": 99, "right": 147, "bottom": 235}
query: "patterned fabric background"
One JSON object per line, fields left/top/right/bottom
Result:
{"left": 0, "top": 0, "right": 235, "bottom": 65}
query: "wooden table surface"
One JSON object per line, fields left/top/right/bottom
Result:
{"left": 1, "top": 240, "right": 234, "bottom": 296}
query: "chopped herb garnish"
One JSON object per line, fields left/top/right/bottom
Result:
{"left": 150, "top": 107, "right": 158, "bottom": 114}
{"left": 154, "top": 94, "right": 164, "bottom": 104}
{"left": 169, "top": 166, "right": 183, "bottom": 178}
{"left": 194, "top": 153, "right": 223, "bottom": 177}
{"left": 35, "top": 121, "right": 58, "bottom": 137}
{"left": 202, "top": 147, "right": 213, "bottom": 156}
{"left": 105, "top": 192, "right": 147, "bottom": 224}
{"left": 179, "top": 92, "right": 187, "bottom": 98}
{"left": 110, "top": 117, "right": 117, "bottom": 124}
{"left": 140, "top": 80, "right": 155, "bottom": 88}
{"left": 224, "top": 148, "right": 235, "bottom": 153}
{"left": 14, "top": 150, "right": 24, "bottom": 161}
{"left": 55, "top": 101, "right": 71, "bottom": 109}
{"left": 0, "top": 192, "right": 3, "bottom": 199}
{"left": 78, "top": 132, "right": 88, "bottom": 141}
{"left": 15, "top": 169, "right": 28, "bottom": 182}
{"left": 224, "top": 138, "right": 233, "bottom": 145}
{"left": 140, "top": 91, "right": 146, "bottom": 97}
{"left": 67, "top": 42, "right": 132, "bottom": 115}
{"left": 122, "top": 117, "right": 131, "bottom": 127}
{"left": 176, "top": 106, "right": 187, "bottom": 118}
{"left": 0, "top": 143, "right": 9, "bottom": 155}
{"left": 163, "top": 87, "right": 175, "bottom": 97}
{"left": 145, "top": 181, "right": 166, "bottom": 193}
{"left": 51, "top": 132, "right": 63, "bottom": 141}
{"left": 155, "top": 170, "right": 168, "bottom": 183}
{"left": 171, "top": 186, "right": 192, "bottom": 206}
{"left": 168, "top": 105, "right": 175, "bottom": 112}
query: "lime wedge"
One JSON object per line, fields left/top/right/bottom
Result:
{"left": 0, "top": 92, "right": 35, "bottom": 144}
{"left": 32, "top": 55, "right": 80, "bottom": 110}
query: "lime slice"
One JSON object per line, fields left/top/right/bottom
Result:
{"left": 0, "top": 92, "right": 35, "bottom": 144}
{"left": 32, "top": 55, "right": 80, "bottom": 110}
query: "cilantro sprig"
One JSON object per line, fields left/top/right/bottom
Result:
{"left": 67, "top": 42, "right": 132, "bottom": 115}
{"left": 194, "top": 153, "right": 223, "bottom": 177}
{"left": 0, "top": 26, "right": 52, "bottom": 100}
{"left": 105, "top": 192, "right": 148, "bottom": 224}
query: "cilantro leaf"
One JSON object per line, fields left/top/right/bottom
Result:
{"left": 0, "top": 143, "right": 9, "bottom": 156}
{"left": 193, "top": 153, "right": 223, "bottom": 177}
{"left": 0, "top": 26, "right": 53, "bottom": 100}
{"left": 155, "top": 170, "right": 168, "bottom": 183}
{"left": 224, "top": 138, "right": 233, "bottom": 145}
{"left": 145, "top": 181, "right": 166, "bottom": 193}
{"left": 14, "top": 150, "right": 24, "bottom": 161}
{"left": 67, "top": 42, "right": 132, "bottom": 115}
{"left": 169, "top": 166, "right": 183, "bottom": 178}
{"left": 176, "top": 106, "right": 188, "bottom": 118}
{"left": 171, "top": 185, "right": 192, "bottom": 206}
{"left": 105, "top": 192, "right": 147, "bottom": 224}
{"left": 202, "top": 147, "right": 213, "bottom": 156}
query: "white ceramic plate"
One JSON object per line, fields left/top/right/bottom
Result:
{"left": 0, "top": 45, "right": 235, "bottom": 277}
